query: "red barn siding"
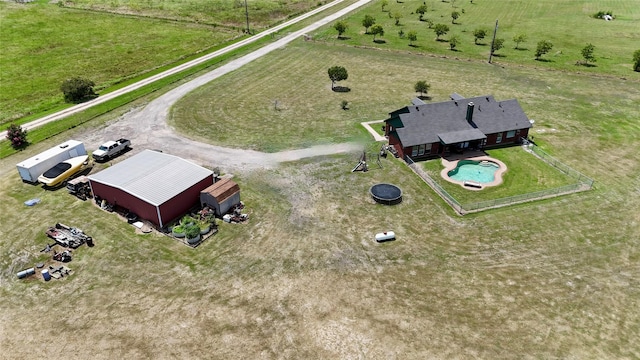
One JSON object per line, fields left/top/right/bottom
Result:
{"left": 158, "top": 176, "right": 213, "bottom": 227}
{"left": 90, "top": 181, "right": 160, "bottom": 225}
{"left": 90, "top": 175, "right": 213, "bottom": 227}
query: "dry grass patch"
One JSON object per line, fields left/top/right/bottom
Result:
{"left": 1, "top": 149, "right": 638, "bottom": 358}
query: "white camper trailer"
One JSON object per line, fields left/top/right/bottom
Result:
{"left": 16, "top": 140, "right": 87, "bottom": 183}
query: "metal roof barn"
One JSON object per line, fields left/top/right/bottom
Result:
{"left": 89, "top": 150, "right": 213, "bottom": 227}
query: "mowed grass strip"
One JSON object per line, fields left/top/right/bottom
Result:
{"left": 312, "top": 0, "right": 640, "bottom": 77}
{"left": 0, "top": 0, "right": 235, "bottom": 124}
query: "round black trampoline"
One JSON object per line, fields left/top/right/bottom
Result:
{"left": 370, "top": 183, "right": 403, "bottom": 205}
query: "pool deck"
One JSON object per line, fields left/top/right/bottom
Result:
{"left": 440, "top": 151, "right": 507, "bottom": 191}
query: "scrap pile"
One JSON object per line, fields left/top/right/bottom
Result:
{"left": 66, "top": 175, "right": 93, "bottom": 201}
{"left": 45, "top": 223, "right": 92, "bottom": 248}
{"left": 47, "top": 264, "right": 72, "bottom": 279}
{"left": 222, "top": 202, "right": 249, "bottom": 223}
{"left": 15, "top": 223, "right": 94, "bottom": 281}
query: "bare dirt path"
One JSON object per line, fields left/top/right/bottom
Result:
{"left": 2, "top": 0, "right": 374, "bottom": 174}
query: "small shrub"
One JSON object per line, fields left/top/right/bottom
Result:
{"left": 185, "top": 224, "right": 200, "bottom": 239}
{"left": 633, "top": 50, "right": 640, "bottom": 72}
{"left": 5, "top": 124, "right": 28, "bottom": 150}
{"left": 593, "top": 10, "right": 613, "bottom": 19}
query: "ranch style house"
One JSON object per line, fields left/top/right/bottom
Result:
{"left": 384, "top": 94, "right": 533, "bottom": 160}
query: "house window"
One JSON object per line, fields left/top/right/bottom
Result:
{"left": 496, "top": 132, "right": 503, "bottom": 143}
{"left": 411, "top": 144, "right": 429, "bottom": 157}
{"left": 506, "top": 130, "right": 516, "bottom": 138}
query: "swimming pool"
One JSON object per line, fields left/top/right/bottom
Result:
{"left": 447, "top": 160, "right": 500, "bottom": 183}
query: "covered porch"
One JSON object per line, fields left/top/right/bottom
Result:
{"left": 437, "top": 128, "right": 487, "bottom": 154}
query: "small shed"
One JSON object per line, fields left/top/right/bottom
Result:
{"left": 200, "top": 178, "right": 241, "bottom": 216}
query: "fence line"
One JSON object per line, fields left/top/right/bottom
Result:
{"left": 405, "top": 144, "right": 594, "bottom": 215}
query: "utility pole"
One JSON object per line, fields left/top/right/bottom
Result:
{"left": 244, "top": 0, "right": 250, "bottom": 34}
{"left": 488, "top": 19, "right": 498, "bottom": 63}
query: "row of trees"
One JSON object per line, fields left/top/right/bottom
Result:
{"left": 336, "top": 16, "right": 617, "bottom": 64}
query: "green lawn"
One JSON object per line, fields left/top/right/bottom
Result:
{"left": 420, "top": 146, "right": 581, "bottom": 204}
{"left": 312, "top": 0, "right": 640, "bottom": 77}
{"left": 0, "top": 0, "right": 330, "bottom": 126}
{"left": 61, "top": 0, "right": 324, "bottom": 30}
{"left": 0, "top": 0, "right": 235, "bottom": 124}
{"left": 170, "top": 40, "right": 640, "bottom": 160}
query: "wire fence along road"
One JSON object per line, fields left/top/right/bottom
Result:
{"left": 1, "top": 0, "right": 373, "bottom": 140}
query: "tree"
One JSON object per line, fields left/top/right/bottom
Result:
{"left": 60, "top": 77, "right": 96, "bottom": 103}
{"left": 425, "top": 19, "right": 434, "bottom": 28}
{"left": 433, "top": 23, "right": 449, "bottom": 40}
{"left": 513, "top": 33, "right": 527, "bottom": 49}
{"left": 414, "top": 81, "right": 431, "bottom": 97}
{"left": 381, "top": 0, "right": 388, "bottom": 11}
{"left": 5, "top": 123, "right": 28, "bottom": 149}
{"left": 370, "top": 24, "right": 385, "bottom": 41}
{"left": 393, "top": 12, "right": 402, "bottom": 26}
{"left": 449, "top": 35, "right": 459, "bottom": 50}
{"left": 473, "top": 28, "right": 486, "bottom": 44}
{"left": 451, "top": 11, "right": 460, "bottom": 24}
{"left": 492, "top": 38, "right": 504, "bottom": 53}
{"left": 328, "top": 66, "right": 348, "bottom": 90}
{"left": 580, "top": 43, "right": 597, "bottom": 65}
{"left": 416, "top": 5, "right": 428, "bottom": 21}
{"left": 334, "top": 21, "right": 347, "bottom": 38}
{"left": 407, "top": 30, "right": 418, "bottom": 46}
{"left": 634, "top": 50, "right": 640, "bottom": 72}
{"left": 535, "top": 40, "right": 553, "bottom": 60}
{"left": 362, "top": 15, "right": 376, "bottom": 33}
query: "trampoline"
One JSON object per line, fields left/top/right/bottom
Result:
{"left": 370, "top": 183, "right": 403, "bottom": 205}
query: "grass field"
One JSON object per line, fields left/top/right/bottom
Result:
{"left": 170, "top": 40, "right": 640, "bottom": 157}
{"left": 1, "top": 0, "right": 640, "bottom": 358}
{"left": 2, "top": 37, "right": 640, "bottom": 357}
{"left": 0, "top": 0, "right": 235, "bottom": 124}
{"left": 1, "top": 133, "right": 638, "bottom": 358}
{"left": 312, "top": 0, "right": 640, "bottom": 77}
{"left": 61, "top": 0, "right": 324, "bottom": 29}
{"left": 0, "top": 0, "right": 328, "bottom": 125}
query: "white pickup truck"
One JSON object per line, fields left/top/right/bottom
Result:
{"left": 92, "top": 138, "right": 131, "bottom": 161}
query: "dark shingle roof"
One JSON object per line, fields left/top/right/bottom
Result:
{"left": 438, "top": 128, "right": 486, "bottom": 145}
{"left": 389, "top": 95, "right": 531, "bottom": 147}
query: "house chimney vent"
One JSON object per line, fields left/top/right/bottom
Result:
{"left": 466, "top": 102, "right": 475, "bottom": 122}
